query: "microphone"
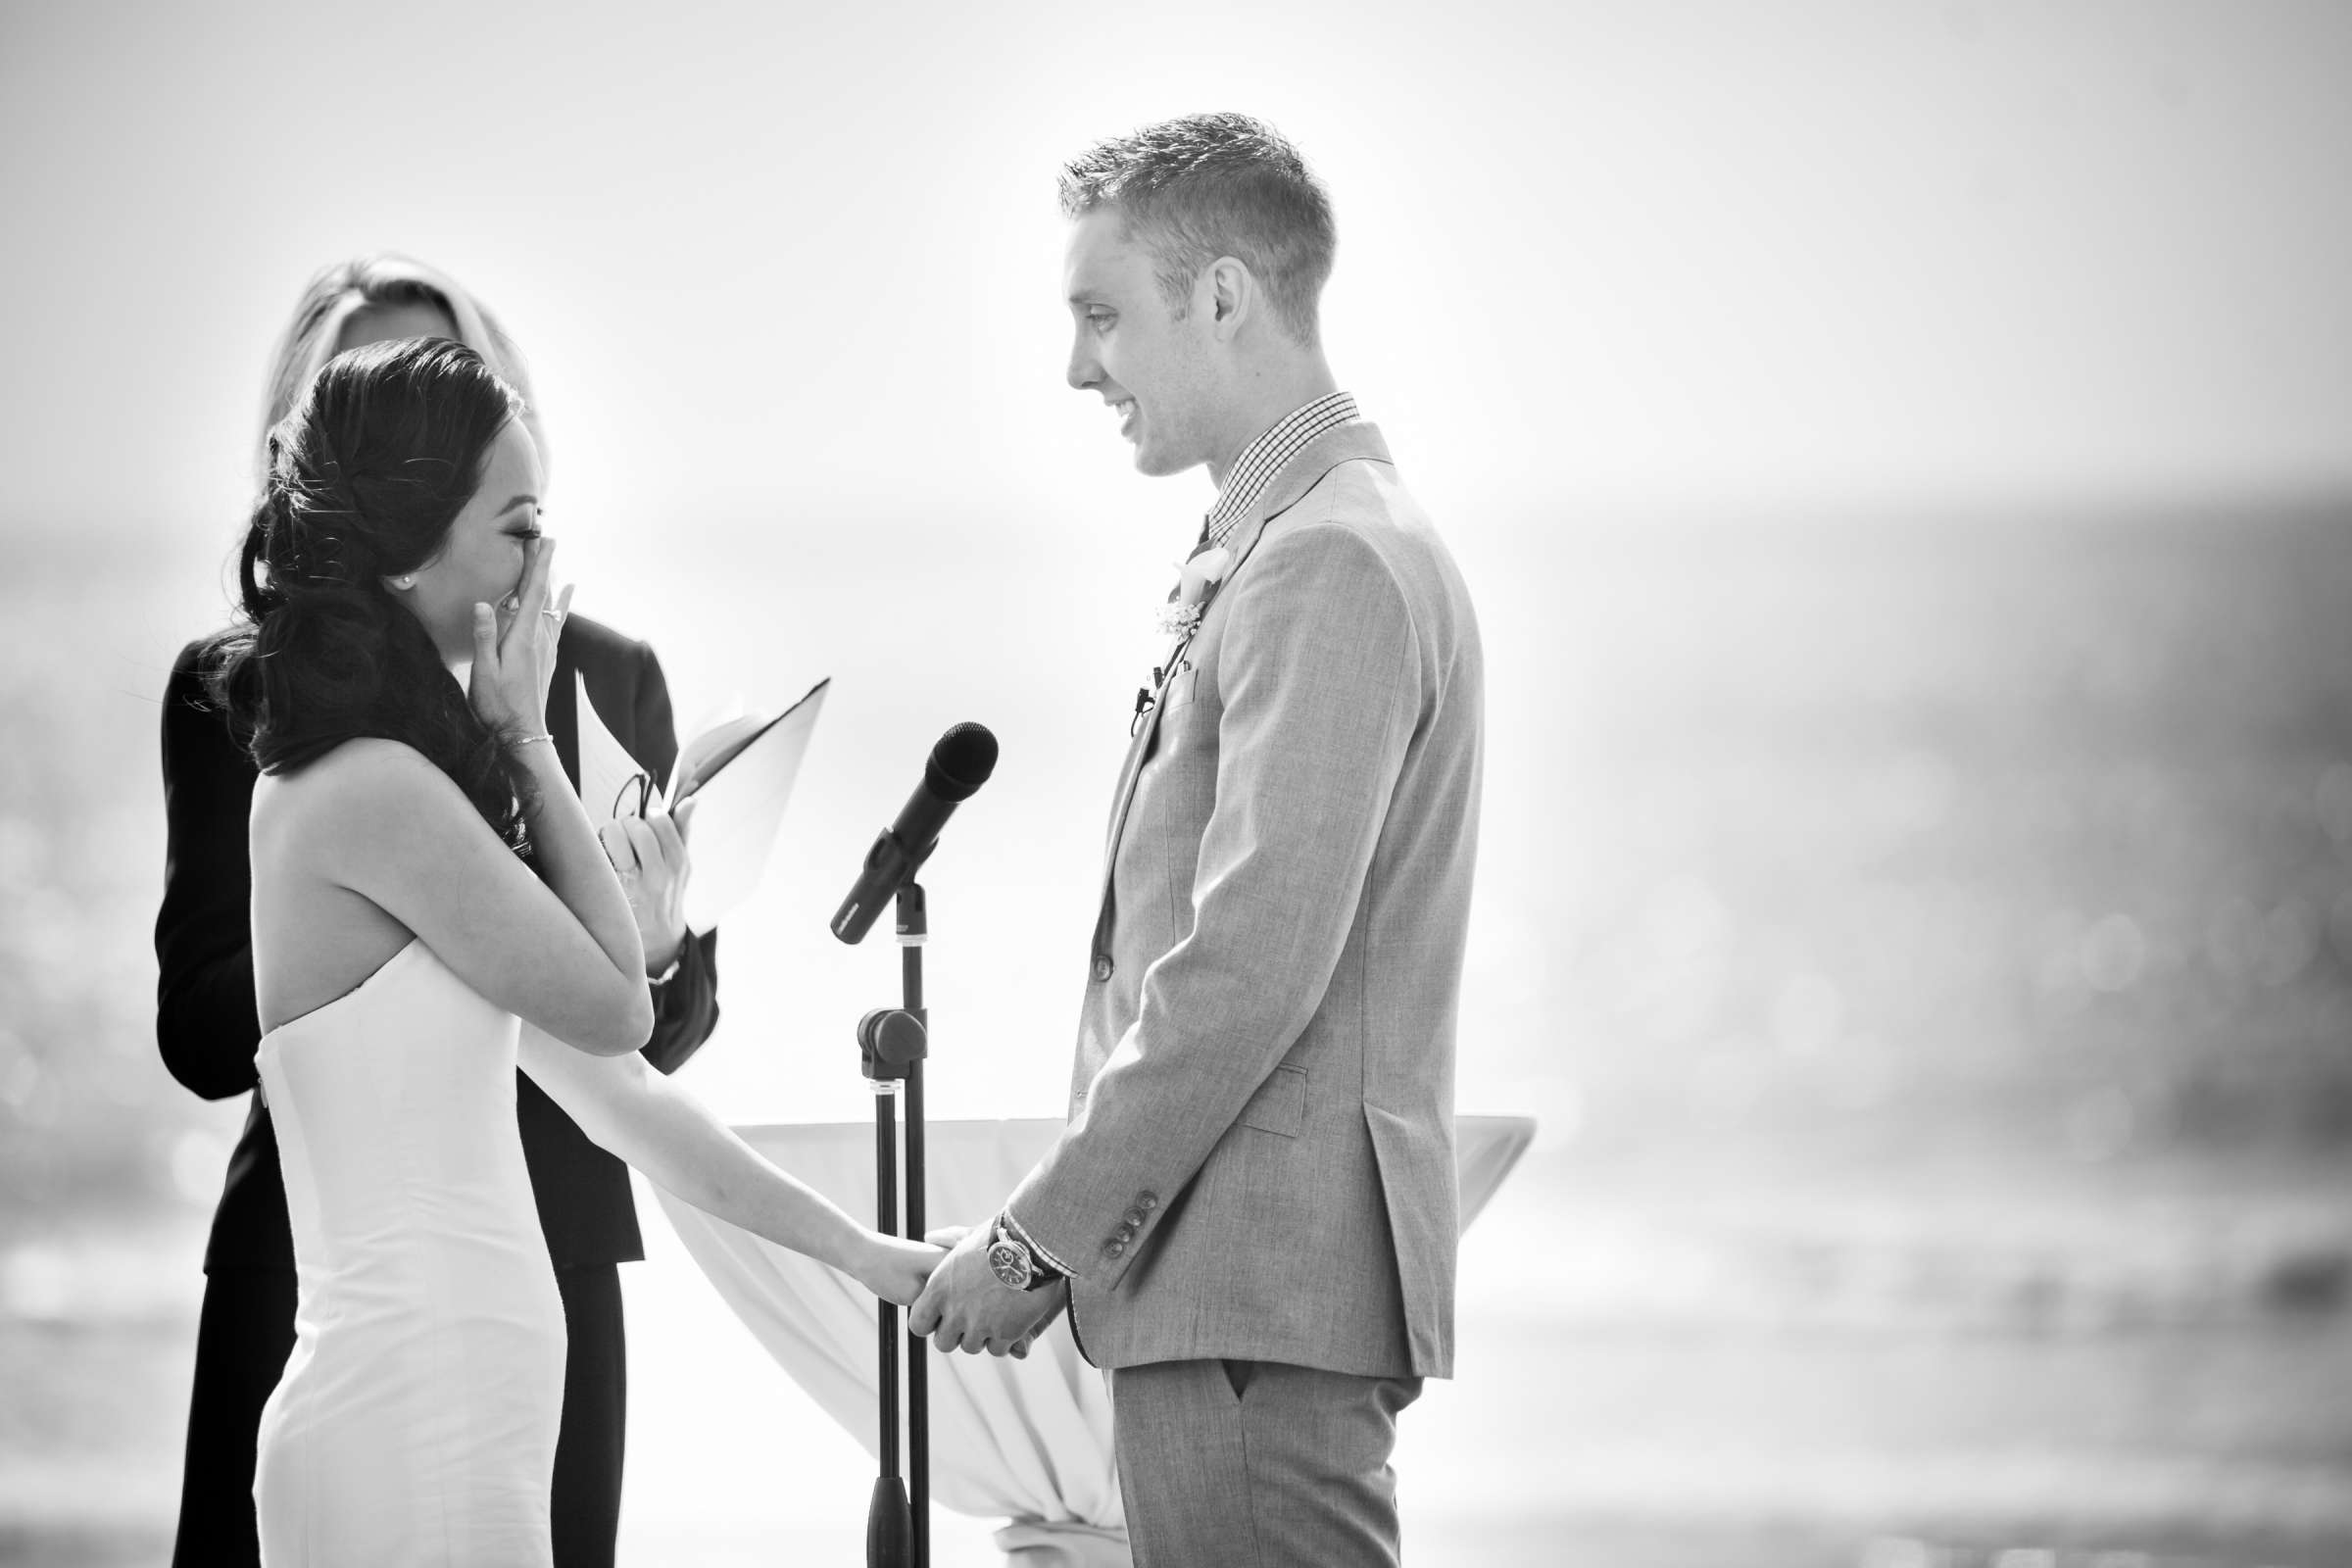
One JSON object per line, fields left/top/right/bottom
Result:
{"left": 831, "top": 722, "right": 999, "bottom": 944}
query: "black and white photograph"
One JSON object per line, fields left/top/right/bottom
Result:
{"left": 2, "top": 3, "right": 2349, "bottom": 1565}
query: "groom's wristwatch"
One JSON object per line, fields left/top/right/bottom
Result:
{"left": 987, "top": 1211, "right": 1066, "bottom": 1292}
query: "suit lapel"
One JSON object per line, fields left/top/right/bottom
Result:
{"left": 1090, "top": 422, "right": 1396, "bottom": 916}
{"left": 548, "top": 628, "right": 583, "bottom": 792}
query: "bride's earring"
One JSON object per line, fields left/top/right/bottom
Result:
{"left": 391, "top": 574, "right": 415, "bottom": 590}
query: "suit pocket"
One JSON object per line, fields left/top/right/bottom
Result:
{"left": 1237, "top": 1063, "right": 1307, "bottom": 1138}
{"left": 1163, "top": 666, "right": 1200, "bottom": 711}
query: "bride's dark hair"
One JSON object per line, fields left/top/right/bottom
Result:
{"left": 208, "top": 336, "right": 536, "bottom": 847}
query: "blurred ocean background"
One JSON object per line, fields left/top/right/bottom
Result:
{"left": 6, "top": 2, "right": 2352, "bottom": 1565}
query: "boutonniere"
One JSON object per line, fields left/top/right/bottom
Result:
{"left": 1154, "top": 544, "right": 1234, "bottom": 638}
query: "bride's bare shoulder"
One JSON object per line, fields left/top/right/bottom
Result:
{"left": 253, "top": 739, "right": 469, "bottom": 839}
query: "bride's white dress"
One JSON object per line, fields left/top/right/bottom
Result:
{"left": 252, "top": 938, "right": 565, "bottom": 1566}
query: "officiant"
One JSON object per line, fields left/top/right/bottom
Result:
{"left": 153, "top": 253, "right": 721, "bottom": 1568}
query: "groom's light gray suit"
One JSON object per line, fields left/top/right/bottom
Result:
{"left": 1007, "top": 421, "right": 1483, "bottom": 1564}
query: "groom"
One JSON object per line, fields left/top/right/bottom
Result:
{"left": 910, "top": 114, "right": 1484, "bottom": 1566}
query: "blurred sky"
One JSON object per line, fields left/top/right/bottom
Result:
{"left": 3, "top": 0, "right": 2351, "bottom": 537}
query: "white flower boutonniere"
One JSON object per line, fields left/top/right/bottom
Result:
{"left": 1155, "top": 601, "right": 1203, "bottom": 639}
{"left": 1154, "top": 544, "right": 1234, "bottom": 638}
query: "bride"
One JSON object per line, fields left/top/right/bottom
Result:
{"left": 208, "top": 333, "right": 938, "bottom": 1564}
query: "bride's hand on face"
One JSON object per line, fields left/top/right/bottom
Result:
{"left": 469, "top": 537, "right": 572, "bottom": 737}
{"left": 861, "top": 1235, "right": 950, "bottom": 1307}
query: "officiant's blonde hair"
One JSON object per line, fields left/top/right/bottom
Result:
{"left": 259, "top": 254, "right": 543, "bottom": 477}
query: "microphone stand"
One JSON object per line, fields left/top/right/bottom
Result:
{"left": 856, "top": 882, "right": 930, "bottom": 1568}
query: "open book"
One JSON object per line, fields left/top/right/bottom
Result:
{"left": 574, "top": 672, "right": 829, "bottom": 934}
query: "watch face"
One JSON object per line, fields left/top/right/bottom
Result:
{"left": 987, "top": 1239, "right": 1034, "bottom": 1292}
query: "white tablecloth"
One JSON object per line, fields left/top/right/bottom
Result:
{"left": 655, "top": 1114, "right": 1534, "bottom": 1565}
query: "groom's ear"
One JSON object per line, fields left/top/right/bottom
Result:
{"left": 1204, "top": 256, "right": 1254, "bottom": 340}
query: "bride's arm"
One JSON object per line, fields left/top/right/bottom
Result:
{"left": 326, "top": 541, "right": 653, "bottom": 1054}
{"left": 311, "top": 741, "right": 650, "bottom": 1054}
{"left": 515, "top": 1024, "right": 941, "bottom": 1304}
{"left": 471, "top": 546, "right": 644, "bottom": 1011}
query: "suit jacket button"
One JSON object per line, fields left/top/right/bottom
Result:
{"left": 1091, "top": 955, "right": 1114, "bottom": 983}
{"left": 1105, "top": 1241, "right": 1126, "bottom": 1259}
{"left": 1137, "top": 1192, "right": 1158, "bottom": 1210}
{"left": 1123, "top": 1208, "right": 1145, "bottom": 1228}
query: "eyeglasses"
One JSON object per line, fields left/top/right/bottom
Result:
{"left": 612, "top": 770, "right": 658, "bottom": 820}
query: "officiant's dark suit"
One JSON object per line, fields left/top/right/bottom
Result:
{"left": 156, "top": 613, "right": 719, "bottom": 1568}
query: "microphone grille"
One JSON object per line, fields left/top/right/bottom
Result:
{"left": 925, "top": 721, "right": 999, "bottom": 802}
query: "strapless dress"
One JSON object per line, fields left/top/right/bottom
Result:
{"left": 253, "top": 939, "right": 565, "bottom": 1566}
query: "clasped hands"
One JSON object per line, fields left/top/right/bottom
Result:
{"left": 906, "top": 1223, "right": 1066, "bottom": 1358}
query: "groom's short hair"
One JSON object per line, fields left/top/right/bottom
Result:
{"left": 1059, "top": 113, "right": 1336, "bottom": 348}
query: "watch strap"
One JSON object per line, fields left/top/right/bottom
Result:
{"left": 989, "top": 1210, "right": 1066, "bottom": 1292}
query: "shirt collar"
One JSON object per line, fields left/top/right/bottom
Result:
{"left": 1202, "top": 391, "right": 1360, "bottom": 547}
